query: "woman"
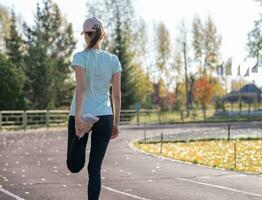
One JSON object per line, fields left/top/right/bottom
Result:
{"left": 66, "top": 17, "right": 122, "bottom": 200}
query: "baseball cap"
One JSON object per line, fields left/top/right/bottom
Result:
{"left": 81, "top": 17, "right": 104, "bottom": 35}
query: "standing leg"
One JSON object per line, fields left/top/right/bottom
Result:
{"left": 87, "top": 115, "right": 113, "bottom": 200}
{"left": 66, "top": 115, "right": 89, "bottom": 173}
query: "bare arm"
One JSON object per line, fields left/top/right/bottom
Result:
{"left": 112, "top": 72, "right": 121, "bottom": 126}
{"left": 74, "top": 66, "right": 87, "bottom": 118}
{"left": 74, "top": 66, "right": 91, "bottom": 136}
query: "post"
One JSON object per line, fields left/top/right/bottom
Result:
{"left": 136, "top": 110, "right": 140, "bottom": 126}
{"left": 234, "top": 141, "right": 237, "bottom": 169}
{"left": 160, "top": 132, "right": 163, "bottom": 154}
{"left": 0, "top": 111, "right": 2, "bottom": 129}
{"left": 135, "top": 102, "right": 141, "bottom": 126}
{"left": 180, "top": 110, "right": 184, "bottom": 123}
{"left": 158, "top": 109, "right": 161, "bottom": 125}
{"left": 227, "top": 124, "right": 231, "bottom": 141}
{"left": 46, "top": 110, "right": 50, "bottom": 129}
{"left": 23, "top": 110, "right": 27, "bottom": 131}
{"left": 183, "top": 42, "right": 190, "bottom": 117}
{"left": 144, "top": 122, "right": 147, "bottom": 142}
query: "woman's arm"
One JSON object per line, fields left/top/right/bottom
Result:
{"left": 112, "top": 72, "right": 121, "bottom": 126}
{"left": 74, "top": 67, "right": 86, "bottom": 118}
{"left": 74, "top": 66, "right": 91, "bottom": 136}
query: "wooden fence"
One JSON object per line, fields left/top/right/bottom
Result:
{"left": 0, "top": 109, "right": 159, "bottom": 130}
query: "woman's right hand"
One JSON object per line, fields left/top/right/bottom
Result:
{"left": 75, "top": 116, "right": 92, "bottom": 137}
{"left": 111, "top": 123, "right": 119, "bottom": 139}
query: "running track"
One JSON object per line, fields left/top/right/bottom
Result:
{"left": 0, "top": 122, "right": 262, "bottom": 200}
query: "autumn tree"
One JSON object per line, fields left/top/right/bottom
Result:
{"left": 192, "top": 15, "right": 222, "bottom": 75}
{"left": 151, "top": 78, "right": 168, "bottom": 110}
{"left": 207, "top": 76, "right": 224, "bottom": 97}
{"left": 193, "top": 76, "right": 212, "bottom": 120}
{"left": 176, "top": 20, "right": 190, "bottom": 116}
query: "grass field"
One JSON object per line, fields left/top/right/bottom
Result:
{"left": 133, "top": 138, "right": 262, "bottom": 174}
{"left": 131, "top": 110, "right": 262, "bottom": 125}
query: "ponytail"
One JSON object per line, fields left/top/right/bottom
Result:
{"left": 85, "top": 24, "right": 103, "bottom": 50}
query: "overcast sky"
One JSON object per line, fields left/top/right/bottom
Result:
{"left": 1, "top": 0, "right": 261, "bottom": 86}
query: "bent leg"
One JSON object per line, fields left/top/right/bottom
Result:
{"left": 66, "top": 115, "right": 89, "bottom": 173}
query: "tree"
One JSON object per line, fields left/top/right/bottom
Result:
{"left": 151, "top": 78, "right": 168, "bottom": 110}
{"left": 192, "top": 15, "right": 222, "bottom": 75}
{"left": 176, "top": 20, "right": 190, "bottom": 116}
{"left": 0, "top": 4, "right": 11, "bottom": 52}
{"left": 86, "top": 0, "right": 151, "bottom": 109}
{"left": 0, "top": 54, "right": 24, "bottom": 110}
{"left": 192, "top": 15, "right": 204, "bottom": 71}
{"left": 174, "top": 81, "right": 187, "bottom": 111}
{"left": 204, "top": 16, "right": 222, "bottom": 72}
{"left": 155, "top": 22, "right": 171, "bottom": 73}
{"left": 193, "top": 76, "right": 212, "bottom": 120}
{"left": 247, "top": 16, "right": 262, "bottom": 63}
{"left": 207, "top": 76, "right": 224, "bottom": 98}
{"left": 231, "top": 79, "right": 247, "bottom": 91}
{"left": 154, "top": 22, "right": 172, "bottom": 109}
{"left": 23, "top": 0, "right": 76, "bottom": 109}
{"left": 4, "top": 10, "right": 27, "bottom": 109}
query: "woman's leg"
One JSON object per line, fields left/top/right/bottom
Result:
{"left": 87, "top": 115, "right": 113, "bottom": 200}
{"left": 66, "top": 115, "right": 89, "bottom": 173}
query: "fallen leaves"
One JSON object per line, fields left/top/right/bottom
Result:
{"left": 134, "top": 139, "right": 262, "bottom": 174}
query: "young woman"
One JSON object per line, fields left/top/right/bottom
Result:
{"left": 66, "top": 17, "right": 122, "bottom": 200}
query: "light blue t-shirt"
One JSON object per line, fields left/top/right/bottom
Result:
{"left": 69, "top": 49, "right": 122, "bottom": 116}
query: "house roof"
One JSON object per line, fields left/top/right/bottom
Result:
{"left": 239, "top": 84, "right": 261, "bottom": 94}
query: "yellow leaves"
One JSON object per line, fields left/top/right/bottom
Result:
{"left": 134, "top": 139, "right": 262, "bottom": 174}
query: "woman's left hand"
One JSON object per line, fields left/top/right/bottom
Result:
{"left": 75, "top": 116, "right": 92, "bottom": 137}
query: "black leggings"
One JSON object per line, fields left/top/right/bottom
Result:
{"left": 66, "top": 115, "right": 113, "bottom": 200}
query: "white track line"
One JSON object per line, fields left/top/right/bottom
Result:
{"left": 176, "top": 177, "right": 262, "bottom": 198}
{"left": 0, "top": 187, "right": 25, "bottom": 200}
{"left": 102, "top": 185, "right": 151, "bottom": 200}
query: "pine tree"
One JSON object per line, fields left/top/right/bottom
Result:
{"left": 0, "top": 4, "right": 11, "bottom": 52}
{"left": 0, "top": 53, "right": 24, "bottom": 110}
{"left": 23, "top": 0, "right": 76, "bottom": 109}
{"left": 86, "top": 0, "right": 150, "bottom": 108}
{"left": 4, "top": 10, "right": 27, "bottom": 109}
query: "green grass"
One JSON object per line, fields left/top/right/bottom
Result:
{"left": 130, "top": 108, "right": 262, "bottom": 125}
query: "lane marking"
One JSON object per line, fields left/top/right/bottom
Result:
{"left": 197, "top": 174, "right": 247, "bottom": 179}
{"left": 176, "top": 177, "right": 262, "bottom": 198}
{"left": 102, "top": 185, "right": 151, "bottom": 200}
{"left": 0, "top": 187, "right": 25, "bottom": 200}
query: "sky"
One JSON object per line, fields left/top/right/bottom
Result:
{"left": 1, "top": 0, "right": 262, "bottom": 86}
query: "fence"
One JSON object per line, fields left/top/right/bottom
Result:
{"left": 0, "top": 109, "right": 159, "bottom": 131}
{"left": 1, "top": 108, "right": 262, "bottom": 131}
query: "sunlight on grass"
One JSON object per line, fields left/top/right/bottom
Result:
{"left": 133, "top": 139, "right": 262, "bottom": 174}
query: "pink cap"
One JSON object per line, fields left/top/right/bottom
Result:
{"left": 81, "top": 17, "right": 104, "bottom": 34}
